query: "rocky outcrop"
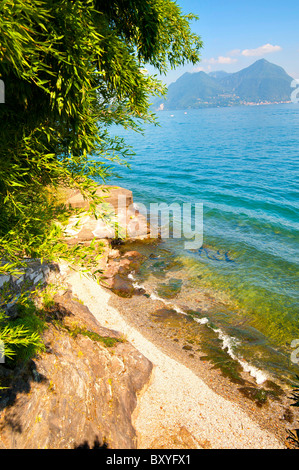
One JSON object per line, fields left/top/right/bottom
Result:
{"left": 0, "top": 185, "right": 155, "bottom": 449}
{"left": 64, "top": 185, "right": 150, "bottom": 242}
{"left": 0, "top": 290, "right": 153, "bottom": 449}
{"left": 66, "top": 185, "right": 134, "bottom": 212}
{"left": 101, "top": 250, "right": 146, "bottom": 298}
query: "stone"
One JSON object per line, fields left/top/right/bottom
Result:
{"left": 147, "top": 425, "right": 204, "bottom": 449}
{"left": 52, "top": 290, "right": 121, "bottom": 337}
{"left": 0, "top": 275, "right": 10, "bottom": 288}
{"left": 102, "top": 250, "right": 144, "bottom": 280}
{"left": 64, "top": 185, "right": 151, "bottom": 242}
{"left": 96, "top": 186, "right": 133, "bottom": 213}
{"left": 32, "top": 272, "right": 44, "bottom": 285}
{"left": 16, "top": 276, "right": 25, "bottom": 285}
{"left": 111, "top": 274, "right": 135, "bottom": 298}
{"left": 101, "top": 250, "right": 145, "bottom": 297}
{"left": 156, "top": 278, "right": 183, "bottom": 299}
{"left": 66, "top": 186, "right": 133, "bottom": 213}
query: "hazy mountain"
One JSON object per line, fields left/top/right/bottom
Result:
{"left": 217, "top": 59, "right": 293, "bottom": 102}
{"left": 156, "top": 71, "right": 240, "bottom": 109}
{"left": 153, "top": 59, "right": 294, "bottom": 110}
{"left": 208, "top": 70, "right": 230, "bottom": 80}
{"left": 160, "top": 71, "right": 229, "bottom": 109}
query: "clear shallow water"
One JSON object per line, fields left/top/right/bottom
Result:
{"left": 101, "top": 104, "right": 299, "bottom": 384}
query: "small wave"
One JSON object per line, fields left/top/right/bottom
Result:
{"left": 194, "top": 317, "right": 209, "bottom": 324}
{"left": 213, "top": 327, "right": 268, "bottom": 384}
{"left": 128, "top": 274, "right": 268, "bottom": 384}
{"left": 149, "top": 292, "right": 186, "bottom": 315}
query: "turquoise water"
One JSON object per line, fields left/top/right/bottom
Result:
{"left": 103, "top": 104, "right": 299, "bottom": 383}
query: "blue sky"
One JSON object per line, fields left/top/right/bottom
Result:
{"left": 153, "top": 0, "right": 299, "bottom": 84}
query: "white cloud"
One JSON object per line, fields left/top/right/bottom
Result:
{"left": 192, "top": 66, "right": 207, "bottom": 72}
{"left": 241, "top": 43, "right": 282, "bottom": 57}
{"left": 205, "top": 56, "right": 237, "bottom": 65}
{"left": 229, "top": 49, "right": 241, "bottom": 56}
{"left": 218, "top": 56, "right": 238, "bottom": 64}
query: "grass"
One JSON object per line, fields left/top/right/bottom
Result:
{"left": 1, "top": 296, "right": 47, "bottom": 366}
{"left": 66, "top": 324, "right": 126, "bottom": 348}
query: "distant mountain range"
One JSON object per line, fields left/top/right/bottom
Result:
{"left": 153, "top": 59, "right": 294, "bottom": 110}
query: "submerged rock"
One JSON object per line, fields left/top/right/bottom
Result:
{"left": 156, "top": 278, "right": 183, "bottom": 299}
{"left": 111, "top": 274, "right": 135, "bottom": 298}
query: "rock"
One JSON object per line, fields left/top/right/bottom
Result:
{"left": 100, "top": 249, "right": 146, "bottom": 298}
{"left": 147, "top": 425, "right": 205, "bottom": 449}
{"left": 0, "top": 260, "right": 60, "bottom": 318}
{"left": 156, "top": 278, "right": 183, "bottom": 299}
{"left": 66, "top": 186, "right": 133, "bottom": 213}
{"left": 110, "top": 274, "right": 135, "bottom": 298}
{"left": 133, "top": 287, "right": 146, "bottom": 296}
{"left": 52, "top": 290, "right": 121, "bottom": 336}
{"left": 64, "top": 185, "right": 151, "bottom": 242}
{"left": 125, "top": 209, "right": 149, "bottom": 239}
{"left": 96, "top": 186, "right": 133, "bottom": 213}
{"left": 0, "top": 291, "right": 153, "bottom": 449}
{"left": 102, "top": 250, "right": 143, "bottom": 279}
{"left": 0, "top": 275, "right": 10, "bottom": 288}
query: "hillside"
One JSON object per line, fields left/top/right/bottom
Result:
{"left": 154, "top": 59, "right": 293, "bottom": 110}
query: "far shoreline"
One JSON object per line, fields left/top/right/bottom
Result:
{"left": 153, "top": 100, "right": 293, "bottom": 112}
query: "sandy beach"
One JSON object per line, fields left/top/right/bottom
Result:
{"left": 67, "top": 268, "right": 287, "bottom": 449}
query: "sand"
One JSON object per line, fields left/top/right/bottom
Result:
{"left": 66, "top": 268, "right": 286, "bottom": 450}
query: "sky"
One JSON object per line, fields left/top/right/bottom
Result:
{"left": 151, "top": 0, "right": 299, "bottom": 85}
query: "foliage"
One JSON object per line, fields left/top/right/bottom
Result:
{"left": 0, "top": 308, "right": 43, "bottom": 364}
{"left": 0, "top": 0, "right": 202, "bottom": 270}
{"left": 66, "top": 323, "right": 126, "bottom": 348}
{"left": 0, "top": 1, "right": 202, "bottom": 366}
{"left": 0, "top": 295, "right": 46, "bottom": 390}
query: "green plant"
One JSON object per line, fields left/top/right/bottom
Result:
{"left": 1, "top": 297, "right": 46, "bottom": 366}
{"left": 67, "top": 324, "right": 125, "bottom": 348}
{"left": 0, "top": 0, "right": 202, "bottom": 277}
{"left": 0, "top": 0, "right": 202, "bottom": 381}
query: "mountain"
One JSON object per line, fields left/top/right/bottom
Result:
{"left": 218, "top": 59, "right": 293, "bottom": 102}
{"left": 153, "top": 59, "right": 294, "bottom": 110}
{"left": 208, "top": 70, "right": 230, "bottom": 80}
{"left": 159, "top": 71, "right": 233, "bottom": 110}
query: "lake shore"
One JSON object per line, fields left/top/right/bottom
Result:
{"left": 67, "top": 264, "right": 292, "bottom": 449}
{"left": 59, "top": 183, "right": 299, "bottom": 449}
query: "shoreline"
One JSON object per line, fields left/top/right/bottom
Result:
{"left": 67, "top": 267, "right": 289, "bottom": 449}
{"left": 61, "top": 184, "right": 298, "bottom": 449}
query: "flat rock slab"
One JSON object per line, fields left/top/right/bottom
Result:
{"left": 64, "top": 185, "right": 150, "bottom": 242}
{"left": 64, "top": 211, "right": 149, "bottom": 243}
{"left": 66, "top": 185, "right": 133, "bottom": 212}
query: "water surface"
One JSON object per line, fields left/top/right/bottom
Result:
{"left": 101, "top": 104, "right": 299, "bottom": 385}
